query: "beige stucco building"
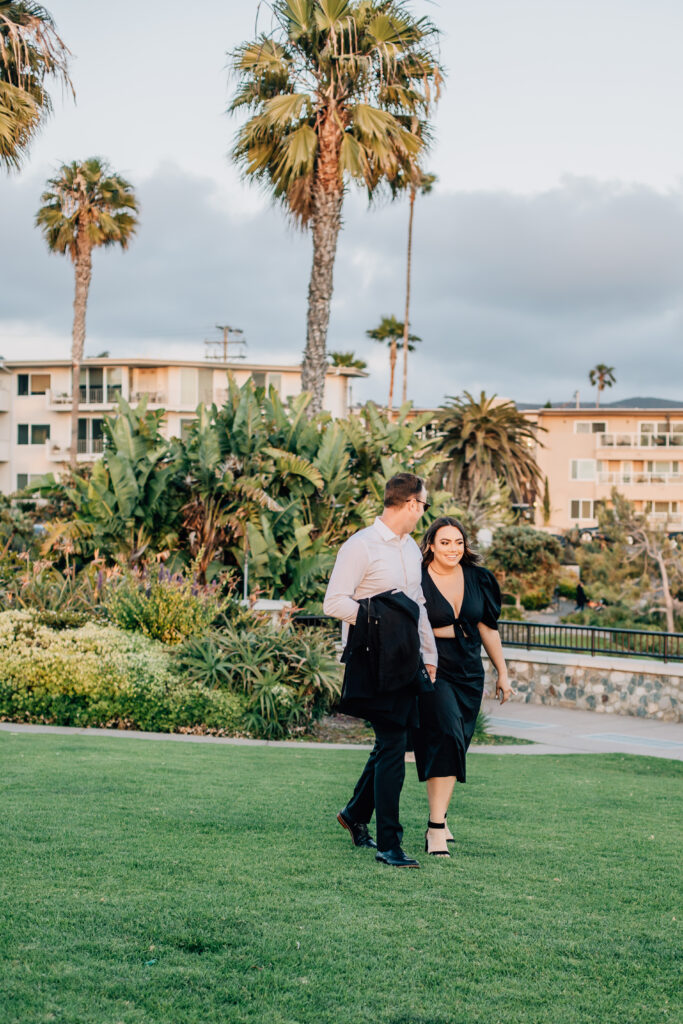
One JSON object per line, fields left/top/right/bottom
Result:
{"left": 525, "top": 404, "right": 683, "bottom": 533}
{"left": 0, "top": 357, "right": 364, "bottom": 494}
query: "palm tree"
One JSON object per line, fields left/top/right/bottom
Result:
{"left": 392, "top": 159, "right": 436, "bottom": 403}
{"left": 329, "top": 350, "right": 367, "bottom": 370}
{"left": 588, "top": 364, "right": 616, "bottom": 408}
{"left": 35, "top": 158, "right": 138, "bottom": 467}
{"left": 436, "top": 391, "right": 543, "bottom": 506}
{"left": 229, "top": 0, "right": 443, "bottom": 415}
{"left": 366, "top": 315, "right": 420, "bottom": 413}
{"left": 0, "top": 1, "right": 72, "bottom": 171}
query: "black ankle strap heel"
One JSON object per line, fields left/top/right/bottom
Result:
{"left": 425, "top": 821, "right": 451, "bottom": 856}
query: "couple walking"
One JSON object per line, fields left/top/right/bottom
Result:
{"left": 323, "top": 472, "right": 511, "bottom": 868}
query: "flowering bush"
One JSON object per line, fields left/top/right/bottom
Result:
{"left": 104, "top": 565, "right": 231, "bottom": 644}
{"left": 0, "top": 612, "right": 246, "bottom": 734}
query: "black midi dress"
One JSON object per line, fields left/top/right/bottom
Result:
{"left": 412, "top": 563, "right": 501, "bottom": 783}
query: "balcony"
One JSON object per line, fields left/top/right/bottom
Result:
{"left": 130, "top": 390, "right": 167, "bottom": 405}
{"left": 647, "top": 513, "right": 683, "bottom": 527}
{"left": 598, "top": 471, "right": 683, "bottom": 486}
{"left": 0, "top": 388, "right": 9, "bottom": 413}
{"left": 77, "top": 437, "right": 104, "bottom": 459}
{"left": 46, "top": 387, "right": 123, "bottom": 410}
{"left": 46, "top": 441, "right": 70, "bottom": 463}
{"left": 0, "top": 439, "right": 9, "bottom": 461}
{"left": 598, "top": 431, "right": 683, "bottom": 449}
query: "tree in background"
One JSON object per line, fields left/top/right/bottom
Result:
{"left": 542, "top": 476, "right": 551, "bottom": 526}
{"left": 394, "top": 163, "right": 436, "bottom": 403}
{"left": 366, "top": 314, "right": 420, "bottom": 414}
{"left": 436, "top": 391, "right": 543, "bottom": 508}
{"left": 35, "top": 158, "right": 138, "bottom": 467}
{"left": 0, "top": 0, "right": 71, "bottom": 170}
{"left": 588, "top": 364, "right": 616, "bottom": 408}
{"left": 229, "top": 0, "right": 443, "bottom": 414}
{"left": 487, "top": 525, "right": 562, "bottom": 611}
{"left": 328, "top": 351, "right": 367, "bottom": 371}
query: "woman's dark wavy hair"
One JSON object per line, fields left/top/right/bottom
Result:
{"left": 420, "top": 516, "right": 481, "bottom": 568}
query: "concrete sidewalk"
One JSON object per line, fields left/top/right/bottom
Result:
{"left": 478, "top": 697, "right": 683, "bottom": 760}
{"left": 2, "top": 705, "right": 683, "bottom": 760}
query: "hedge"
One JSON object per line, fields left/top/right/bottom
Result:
{"left": 0, "top": 612, "right": 247, "bottom": 734}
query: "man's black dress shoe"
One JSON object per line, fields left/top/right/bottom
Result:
{"left": 337, "top": 809, "right": 377, "bottom": 848}
{"left": 375, "top": 846, "right": 420, "bottom": 868}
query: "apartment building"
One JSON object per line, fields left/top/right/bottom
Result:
{"left": 0, "top": 357, "right": 364, "bottom": 494}
{"left": 524, "top": 402, "right": 683, "bottom": 533}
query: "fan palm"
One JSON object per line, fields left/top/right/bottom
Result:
{"left": 0, "top": 1, "right": 72, "bottom": 170}
{"left": 229, "top": 0, "right": 443, "bottom": 414}
{"left": 588, "top": 363, "right": 616, "bottom": 408}
{"left": 366, "top": 314, "right": 420, "bottom": 413}
{"left": 329, "top": 350, "right": 367, "bottom": 370}
{"left": 436, "top": 391, "right": 543, "bottom": 506}
{"left": 35, "top": 157, "right": 139, "bottom": 467}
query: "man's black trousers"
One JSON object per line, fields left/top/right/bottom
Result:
{"left": 344, "top": 723, "right": 407, "bottom": 852}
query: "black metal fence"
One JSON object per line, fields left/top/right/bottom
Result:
{"left": 498, "top": 621, "right": 683, "bottom": 663}
{"left": 294, "top": 615, "right": 683, "bottom": 663}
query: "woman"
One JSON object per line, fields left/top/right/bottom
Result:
{"left": 414, "top": 516, "right": 512, "bottom": 856}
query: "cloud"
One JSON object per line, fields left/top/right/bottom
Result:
{"left": 1, "top": 165, "right": 682, "bottom": 407}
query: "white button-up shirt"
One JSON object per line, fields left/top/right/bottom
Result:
{"left": 323, "top": 517, "right": 438, "bottom": 667}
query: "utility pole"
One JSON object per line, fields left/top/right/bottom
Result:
{"left": 204, "top": 324, "right": 247, "bottom": 362}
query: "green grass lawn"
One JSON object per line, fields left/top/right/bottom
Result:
{"left": 1, "top": 733, "right": 680, "bottom": 1024}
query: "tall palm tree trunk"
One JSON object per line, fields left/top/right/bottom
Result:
{"left": 70, "top": 235, "right": 92, "bottom": 468}
{"left": 401, "top": 184, "right": 416, "bottom": 404}
{"left": 301, "top": 112, "right": 343, "bottom": 415}
{"left": 388, "top": 339, "right": 397, "bottom": 413}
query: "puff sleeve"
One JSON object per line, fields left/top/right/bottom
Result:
{"left": 477, "top": 566, "right": 502, "bottom": 630}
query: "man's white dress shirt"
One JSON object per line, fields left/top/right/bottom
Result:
{"left": 323, "top": 517, "right": 438, "bottom": 667}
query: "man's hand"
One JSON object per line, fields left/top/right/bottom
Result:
{"left": 425, "top": 663, "right": 437, "bottom": 683}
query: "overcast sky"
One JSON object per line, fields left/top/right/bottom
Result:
{"left": 2, "top": 0, "right": 682, "bottom": 407}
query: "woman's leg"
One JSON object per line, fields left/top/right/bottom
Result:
{"left": 426, "top": 775, "right": 456, "bottom": 853}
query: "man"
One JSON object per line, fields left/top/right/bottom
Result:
{"left": 323, "top": 472, "right": 437, "bottom": 868}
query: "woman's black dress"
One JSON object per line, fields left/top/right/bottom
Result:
{"left": 413, "top": 564, "right": 501, "bottom": 783}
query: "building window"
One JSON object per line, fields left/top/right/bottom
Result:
{"left": 251, "top": 372, "right": 266, "bottom": 388}
{"left": 575, "top": 421, "right": 607, "bottom": 434}
{"left": 570, "top": 499, "right": 595, "bottom": 520}
{"left": 17, "top": 373, "right": 51, "bottom": 395}
{"left": 16, "top": 473, "right": 41, "bottom": 490}
{"left": 644, "top": 500, "right": 679, "bottom": 516}
{"left": 18, "top": 424, "right": 29, "bottom": 444}
{"left": 77, "top": 418, "right": 104, "bottom": 454}
{"left": 570, "top": 459, "right": 596, "bottom": 480}
{"left": 30, "top": 374, "right": 50, "bottom": 394}
{"left": 31, "top": 424, "right": 50, "bottom": 444}
{"left": 180, "top": 418, "right": 195, "bottom": 441}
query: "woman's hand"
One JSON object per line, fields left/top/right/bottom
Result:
{"left": 495, "top": 674, "right": 513, "bottom": 704}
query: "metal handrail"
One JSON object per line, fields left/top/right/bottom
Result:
{"left": 292, "top": 615, "right": 683, "bottom": 662}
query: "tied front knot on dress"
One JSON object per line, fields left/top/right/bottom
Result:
{"left": 412, "top": 564, "right": 502, "bottom": 784}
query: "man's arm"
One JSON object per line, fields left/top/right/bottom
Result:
{"left": 323, "top": 536, "right": 370, "bottom": 624}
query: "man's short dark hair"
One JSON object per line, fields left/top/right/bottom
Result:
{"left": 384, "top": 472, "right": 424, "bottom": 508}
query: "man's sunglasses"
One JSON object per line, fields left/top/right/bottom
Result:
{"left": 414, "top": 498, "right": 431, "bottom": 511}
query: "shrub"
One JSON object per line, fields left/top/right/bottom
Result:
{"left": 105, "top": 565, "right": 230, "bottom": 644}
{"left": 0, "top": 611, "right": 246, "bottom": 734}
{"left": 175, "top": 613, "right": 342, "bottom": 739}
{"left": 520, "top": 589, "right": 552, "bottom": 611}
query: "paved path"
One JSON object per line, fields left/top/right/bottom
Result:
{"left": 2, "top": 704, "right": 682, "bottom": 760}
{"left": 479, "top": 697, "right": 683, "bottom": 760}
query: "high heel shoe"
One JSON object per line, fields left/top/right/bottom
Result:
{"left": 425, "top": 820, "right": 451, "bottom": 857}
{"left": 444, "top": 811, "right": 455, "bottom": 844}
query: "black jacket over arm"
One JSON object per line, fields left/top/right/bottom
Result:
{"left": 338, "top": 590, "right": 433, "bottom": 727}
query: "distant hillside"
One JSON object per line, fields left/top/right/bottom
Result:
{"left": 517, "top": 397, "right": 683, "bottom": 411}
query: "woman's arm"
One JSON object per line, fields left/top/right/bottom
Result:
{"left": 477, "top": 622, "right": 512, "bottom": 703}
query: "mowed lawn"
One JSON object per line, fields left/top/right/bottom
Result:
{"left": 0, "top": 733, "right": 680, "bottom": 1024}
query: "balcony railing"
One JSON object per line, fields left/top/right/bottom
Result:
{"left": 76, "top": 437, "right": 104, "bottom": 455}
{"left": 130, "top": 390, "right": 167, "bottom": 404}
{"left": 598, "top": 431, "right": 683, "bottom": 448}
{"left": 598, "top": 471, "right": 683, "bottom": 486}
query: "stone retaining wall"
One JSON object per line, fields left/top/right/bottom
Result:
{"left": 483, "top": 647, "right": 682, "bottom": 721}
